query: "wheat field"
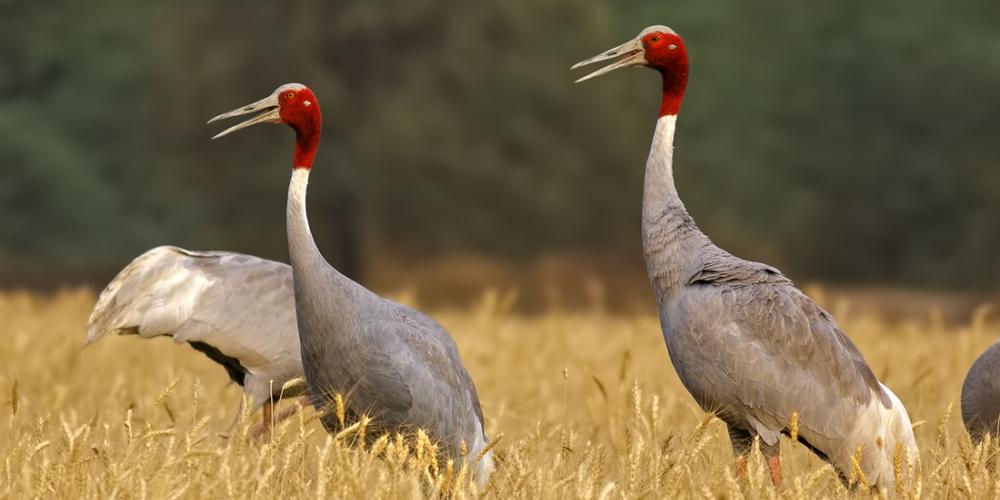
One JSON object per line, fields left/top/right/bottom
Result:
{"left": 0, "top": 287, "right": 998, "bottom": 499}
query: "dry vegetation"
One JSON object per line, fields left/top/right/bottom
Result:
{"left": 1, "top": 287, "right": 999, "bottom": 499}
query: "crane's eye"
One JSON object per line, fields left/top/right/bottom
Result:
{"left": 286, "top": 92, "right": 295, "bottom": 100}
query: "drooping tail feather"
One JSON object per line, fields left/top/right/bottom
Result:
{"left": 868, "top": 383, "right": 919, "bottom": 490}
{"left": 475, "top": 449, "right": 496, "bottom": 489}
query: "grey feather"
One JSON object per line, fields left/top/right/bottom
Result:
{"left": 640, "top": 116, "right": 916, "bottom": 488}
{"left": 962, "top": 340, "right": 1000, "bottom": 442}
{"left": 87, "top": 246, "right": 306, "bottom": 410}
{"left": 286, "top": 170, "right": 492, "bottom": 480}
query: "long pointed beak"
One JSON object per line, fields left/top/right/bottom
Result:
{"left": 571, "top": 38, "right": 646, "bottom": 83}
{"left": 207, "top": 93, "right": 282, "bottom": 139}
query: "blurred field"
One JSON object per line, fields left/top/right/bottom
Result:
{"left": 1, "top": 288, "right": 1000, "bottom": 498}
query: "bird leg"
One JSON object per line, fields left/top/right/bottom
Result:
{"left": 760, "top": 439, "right": 783, "bottom": 487}
{"left": 735, "top": 455, "right": 748, "bottom": 478}
{"left": 728, "top": 425, "right": 782, "bottom": 487}
{"left": 728, "top": 425, "right": 753, "bottom": 479}
{"left": 248, "top": 397, "right": 310, "bottom": 439}
{"left": 270, "top": 395, "right": 309, "bottom": 424}
{"left": 766, "top": 455, "right": 783, "bottom": 487}
{"left": 733, "top": 452, "right": 781, "bottom": 485}
{"left": 248, "top": 399, "right": 275, "bottom": 440}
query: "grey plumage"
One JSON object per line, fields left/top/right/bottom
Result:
{"left": 962, "top": 340, "right": 1000, "bottom": 442}
{"left": 642, "top": 112, "right": 916, "bottom": 487}
{"left": 207, "top": 82, "right": 493, "bottom": 483}
{"left": 572, "top": 26, "right": 916, "bottom": 487}
{"left": 642, "top": 114, "right": 916, "bottom": 489}
{"left": 87, "top": 246, "right": 306, "bottom": 423}
{"left": 287, "top": 169, "right": 493, "bottom": 480}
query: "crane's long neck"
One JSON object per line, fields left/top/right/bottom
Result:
{"left": 285, "top": 113, "right": 326, "bottom": 272}
{"left": 287, "top": 167, "right": 367, "bottom": 316}
{"left": 286, "top": 130, "right": 362, "bottom": 318}
{"left": 287, "top": 168, "right": 326, "bottom": 272}
{"left": 642, "top": 114, "right": 713, "bottom": 299}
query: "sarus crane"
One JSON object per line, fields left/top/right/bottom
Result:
{"left": 962, "top": 340, "right": 1000, "bottom": 442}
{"left": 573, "top": 26, "right": 918, "bottom": 490}
{"left": 87, "top": 246, "right": 308, "bottom": 437}
{"left": 208, "top": 83, "right": 494, "bottom": 485}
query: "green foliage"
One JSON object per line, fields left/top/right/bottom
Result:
{"left": 1, "top": 0, "right": 998, "bottom": 287}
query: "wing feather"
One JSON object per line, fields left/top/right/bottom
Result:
{"left": 305, "top": 299, "right": 485, "bottom": 455}
{"left": 87, "top": 246, "right": 300, "bottom": 376}
{"left": 667, "top": 277, "right": 886, "bottom": 445}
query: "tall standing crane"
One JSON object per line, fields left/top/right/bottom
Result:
{"left": 208, "top": 83, "right": 494, "bottom": 485}
{"left": 88, "top": 246, "right": 308, "bottom": 437}
{"left": 573, "top": 26, "right": 918, "bottom": 490}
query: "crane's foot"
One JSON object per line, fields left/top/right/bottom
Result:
{"left": 767, "top": 455, "right": 783, "bottom": 487}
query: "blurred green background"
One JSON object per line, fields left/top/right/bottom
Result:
{"left": 2, "top": 0, "right": 999, "bottom": 298}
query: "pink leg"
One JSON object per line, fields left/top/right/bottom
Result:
{"left": 767, "top": 455, "right": 783, "bottom": 487}
{"left": 249, "top": 400, "right": 274, "bottom": 439}
{"left": 735, "top": 455, "right": 748, "bottom": 479}
{"left": 270, "top": 397, "right": 305, "bottom": 424}
{"left": 249, "top": 397, "right": 309, "bottom": 439}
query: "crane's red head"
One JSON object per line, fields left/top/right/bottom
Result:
{"left": 572, "top": 25, "right": 690, "bottom": 117}
{"left": 208, "top": 83, "right": 323, "bottom": 169}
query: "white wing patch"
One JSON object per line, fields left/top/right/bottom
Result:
{"left": 137, "top": 265, "right": 216, "bottom": 337}
{"left": 87, "top": 246, "right": 303, "bottom": 407}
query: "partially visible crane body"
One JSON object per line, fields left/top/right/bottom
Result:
{"left": 87, "top": 246, "right": 308, "bottom": 436}
{"left": 962, "top": 340, "right": 1000, "bottom": 442}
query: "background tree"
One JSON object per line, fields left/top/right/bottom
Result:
{"left": 2, "top": 0, "right": 998, "bottom": 290}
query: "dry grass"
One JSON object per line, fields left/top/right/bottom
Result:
{"left": 0, "top": 287, "right": 999, "bottom": 498}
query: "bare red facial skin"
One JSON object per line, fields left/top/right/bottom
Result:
{"left": 279, "top": 88, "right": 323, "bottom": 169}
{"left": 642, "top": 32, "right": 689, "bottom": 117}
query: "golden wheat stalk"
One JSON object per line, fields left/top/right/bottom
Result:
{"left": 9, "top": 379, "right": 18, "bottom": 420}
{"left": 789, "top": 411, "right": 799, "bottom": 443}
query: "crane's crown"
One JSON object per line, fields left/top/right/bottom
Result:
{"left": 638, "top": 25, "right": 676, "bottom": 38}
{"left": 275, "top": 82, "right": 307, "bottom": 93}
